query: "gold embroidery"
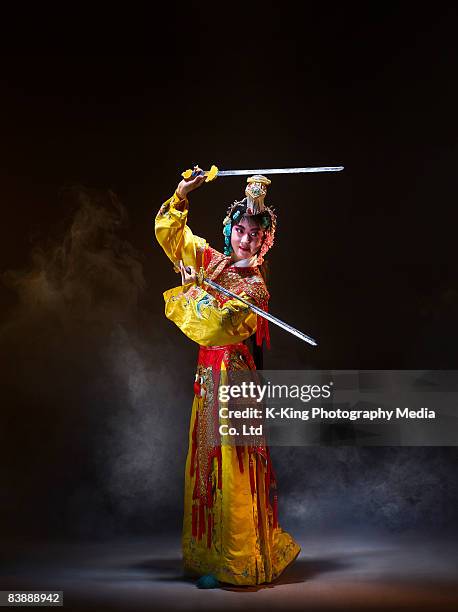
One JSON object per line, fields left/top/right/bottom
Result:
{"left": 195, "top": 364, "right": 215, "bottom": 499}
{"left": 203, "top": 248, "right": 269, "bottom": 307}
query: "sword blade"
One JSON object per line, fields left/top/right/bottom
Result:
{"left": 217, "top": 166, "right": 344, "bottom": 176}
{"left": 204, "top": 278, "right": 318, "bottom": 347}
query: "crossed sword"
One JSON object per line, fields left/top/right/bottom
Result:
{"left": 180, "top": 164, "right": 345, "bottom": 347}
{"left": 182, "top": 163, "right": 345, "bottom": 346}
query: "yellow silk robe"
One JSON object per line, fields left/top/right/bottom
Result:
{"left": 155, "top": 191, "right": 300, "bottom": 585}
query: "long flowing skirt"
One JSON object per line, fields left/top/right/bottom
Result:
{"left": 182, "top": 342, "right": 300, "bottom": 585}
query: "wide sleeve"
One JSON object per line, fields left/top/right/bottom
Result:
{"left": 163, "top": 283, "right": 257, "bottom": 346}
{"left": 155, "top": 191, "right": 207, "bottom": 272}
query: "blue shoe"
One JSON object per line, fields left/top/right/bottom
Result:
{"left": 196, "top": 574, "right": 219, "bottom": 589}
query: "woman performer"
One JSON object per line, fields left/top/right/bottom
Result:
{"left": 155, "top": 167, "right": 300, "bottom": 587}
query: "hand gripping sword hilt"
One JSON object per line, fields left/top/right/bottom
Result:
{"left": 196, "top": 267, "right": 205, "bottom": 286}
{"left": 181, "top": 164, "right": 219, "bottom": 182}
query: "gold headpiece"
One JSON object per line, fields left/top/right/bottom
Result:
{"left": 245, "top": 175, "right": 271, "bottom": 215}
{"left": 222, "top": 175, "right": 277, "bottom": 264}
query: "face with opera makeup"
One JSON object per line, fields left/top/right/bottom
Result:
{"left": 230, "top": 217, "right": 264, "bottom": 262}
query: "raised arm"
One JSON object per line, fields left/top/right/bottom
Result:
{"left": 155, "top": 168, "right": 207, "bottom": 272}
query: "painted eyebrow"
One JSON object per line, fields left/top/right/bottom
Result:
{"left": 233, "top": 223, "right": 261, "bottom": 232}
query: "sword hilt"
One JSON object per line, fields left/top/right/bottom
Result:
{"left": 181, "top": 164, "right": 219, "bottom": 182}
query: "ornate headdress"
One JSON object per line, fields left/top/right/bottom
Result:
{"left": 222, "top": 175, "right": 277, "bottom": 265}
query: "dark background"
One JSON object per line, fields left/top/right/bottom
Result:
{"left": 1, "top": 5, "right": 457, "bottom": 541}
